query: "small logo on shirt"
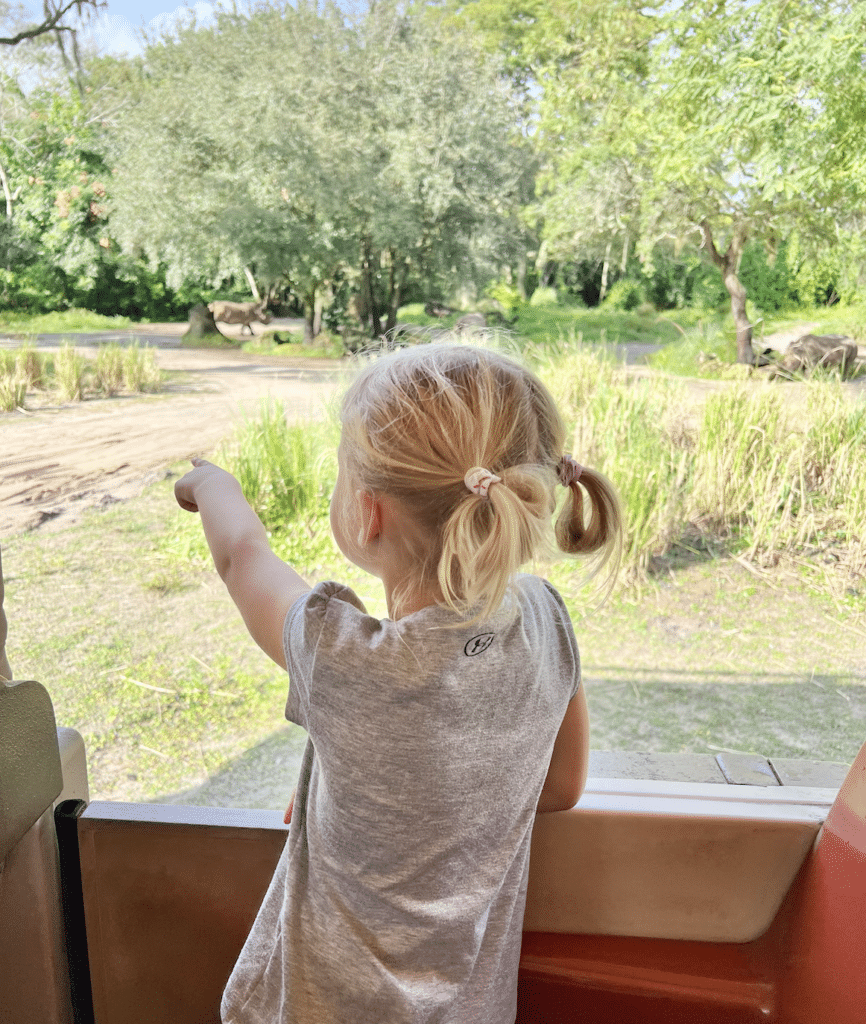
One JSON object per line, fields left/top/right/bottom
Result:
{"left": 464, "top": 633, "right": 495, "bottom": 656}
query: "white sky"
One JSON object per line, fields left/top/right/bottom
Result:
{"left": 20, "top": 1, "right": 218, "bottom": 55}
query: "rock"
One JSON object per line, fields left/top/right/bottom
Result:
{"left": 773, "top": 334, "right": 857, "bottom": 378}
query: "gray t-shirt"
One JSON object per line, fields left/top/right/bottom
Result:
{"left": 221, "top": 574, "right": 580, "bottom": 1024}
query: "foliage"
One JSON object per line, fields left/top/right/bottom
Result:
{"left": 468, "top": 0, "right": 866, "bottom": 361}
{"left": 0, "top": 340, "right": 163, "bottom": 407}
{"left": 0, "top": 308, "right": 132, "bottom": 332}
{"left": 739, "top": 242, "right": 796, "bottom": 315}
{"left": 107, "top": 1, "right": 531, "bottom": 340}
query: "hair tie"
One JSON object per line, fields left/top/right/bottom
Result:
{"left": 464, "top": 466, "right": 501, "bottom": 498}
{"left": 557, "top": 455, "right": 583, "bottom": 488}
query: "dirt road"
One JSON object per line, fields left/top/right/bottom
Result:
{"left": 0, "top": 330, "right": 346, "bottom": 537}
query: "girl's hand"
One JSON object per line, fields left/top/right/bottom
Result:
{"left": 174, "top": 458, "right": 225, "bottom": 512}
{"left": 283, "top": 787, "right": 296, "bottom": 825}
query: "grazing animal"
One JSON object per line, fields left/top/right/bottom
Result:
{"left": 208, "top": 300, "right": 273, "bottom": 335}
{"left": 774, "top": 334, "right": 857, "bottom": 378}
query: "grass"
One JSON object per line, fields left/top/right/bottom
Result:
{"left": 0, "top": 341, "right": 163, "bottom": 409}
{"left": 4, "top": 335, "right": 864, "bottom": 806}
{"left": 650, "top": 303, "right": 866, "bottom": 377}
{"left": 0, "top": 308, "right": 136, "bottom": 335}
{"left": 6, "top": 471, "right": 863, "bottom": 808}
{"left": 241, "top": 331, "right": 344, "bottom": 359}
{"left": 163, "top": 344, "right": 866, "bottom": 607}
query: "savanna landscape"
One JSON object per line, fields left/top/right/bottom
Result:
{"left": 2, "top": 0, "right": 866, "bottom": 808}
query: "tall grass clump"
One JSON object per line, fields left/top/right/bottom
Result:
{"left": 54, "top": 342, "right": 86, "bottom": 401}
{"left": 536, "top": 342, "right": 691, "bottom": 580}
{"left": 122, "top": 343, "right": 161, "bottom": 392}
{"left": 168, "top": 399, "right": 342, "bottom": 573}
{"left": 15, "top": 342, "right": 45, "bottom": 388}
{"left": 689, "top": 382, "right": 866, "bottom": 582}
{"left": 94, "top": 342, "right": 125, "bottom": 395}
{"left": 0, "top": 351, "right": 27, "bottom": 411}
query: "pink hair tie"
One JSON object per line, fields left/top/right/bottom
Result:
{"left": 464, "top": 466, "right": 501, "bottom": 498}
{"left": 557, "top": 455, "right": 583, "bottom": 488}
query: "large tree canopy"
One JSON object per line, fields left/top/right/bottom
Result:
{"left": 108, "top": 1, "right": 531, "bottom": 340}
{"left": 459, "top": 0, "right": 866, "bottom": 361}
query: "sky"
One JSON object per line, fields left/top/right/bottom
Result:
{"left": 20, "top": 0, "right": 219, "bottom": 56}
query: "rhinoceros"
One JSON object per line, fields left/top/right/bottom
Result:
{"left": 775, "top": 334, "right": 858, "bottom": 377}
{"left": 207, "top": 300, "right": 273, "bottom": 335}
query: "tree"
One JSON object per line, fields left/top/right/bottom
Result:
{"left": 108, "top": 1, "right": 530, "bottom": 340}
{"left": 465, "top": 0, "right": 866, "bottom": 362}
{"left": 0, "top": 0, "right": 103, "bottom": 46}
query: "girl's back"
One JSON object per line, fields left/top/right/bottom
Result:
{"left": 224, "top": 576, "right": 579, "bottom": 1023}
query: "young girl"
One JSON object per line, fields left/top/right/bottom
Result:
{"left": 174, "top": 343, "right": 623, "bottom": 1024}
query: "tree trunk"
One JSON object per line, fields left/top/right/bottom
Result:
{"left": 599, "top": 241, "right": 612, "bottom": 303}
{"left": 242, "top": 266, "right": 261, "bottom": 301}
{"left": 303, "top": 288, "right": 316, "bottom": 345}
{"left": 384, "top": 249, "right": 409, "bottom": 336}
{"left": 701, "top": 220, "right": 754, "bottom": 365}
{"left": 313, "top": 292, "right": 324, "bottom": 339}
{"left": 182, "top": 304, "right": 224, "bottom": 343}
{"left": 361, "top": 237, "right": 382, "bottom": 337}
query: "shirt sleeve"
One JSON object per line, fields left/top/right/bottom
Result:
{"left": 283, "top": 581, "right": 368, "bottom": 729}
{"left": 541, "top": 579, "right": 581, "bottom": 700}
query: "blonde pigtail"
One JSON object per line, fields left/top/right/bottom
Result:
{"left": 439, "top": 466, "right": 552, "bottom": 621}
{"left": 555, "top": 466, "right": 623, "bottom": 586}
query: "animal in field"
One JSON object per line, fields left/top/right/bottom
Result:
{"left": 207, "top": 300, "right": 273, "bottom": 335}
{"left": 773, "top": 334, "right": 858, "bottom": 378}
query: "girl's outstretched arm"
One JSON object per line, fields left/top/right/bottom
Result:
{"left": 175, "top": 459, "right": 311, "bottom": 669}
{"left": 537, "top": 686, "right": 590, "bottom": 814}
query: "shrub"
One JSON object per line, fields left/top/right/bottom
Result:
{"left": 94, "top": 343, "right": 125, "bottom": 396}
{"left": 529, "top": 286, "right": 559, "bottom": 307}
{"left": 15, "top": 343, "right": 45, "bottom": 389}
{"left": 54, "top": 343, "right": 86, "bottom": 402}
{"left": 603, "top": 279, "right": 642, "bottom": 312}
{"left": 122, "top": 343, "right": 161, "bottom": 393}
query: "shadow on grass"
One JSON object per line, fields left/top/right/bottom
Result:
{"left": 586, "top": 671, "right": 866, "bottom": 765}
{"left": 156, "top": 724, "right": 308, "bottom": 811}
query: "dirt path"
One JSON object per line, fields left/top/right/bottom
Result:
{"left": 0, "top": 329, "right": 346, "bottom": 536}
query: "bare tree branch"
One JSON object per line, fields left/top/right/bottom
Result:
{"left": 0, "top": 0, "right": 103, "bottom": 47}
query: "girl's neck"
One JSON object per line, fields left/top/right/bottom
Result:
{"left": 383, "top": 573, "right": 442, "bottom": 620}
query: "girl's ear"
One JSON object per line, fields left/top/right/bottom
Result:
{"left": 355, "top": 490, "right": 382, "bottom": 547}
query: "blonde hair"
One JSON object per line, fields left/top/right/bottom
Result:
{"left": 338, "top": 344, "right": 623, "bottom": 619}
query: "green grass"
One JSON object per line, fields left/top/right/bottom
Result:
{"left": 397, "top": 300, "right": 687, "bottom": 348}
{"left": 0, "top": 308, "right": 136, "bottom": 334}
{"left": 241, "top": 331, "right": 344, "bottom": 359}
{"left": 164, "top": 345, "right": 866, "bottom": 610}
{"left": 0, "top": 341, "right": 164, "bottom": 408}
{"left": 6, "top": 470, "right": 863, "bottom": 808}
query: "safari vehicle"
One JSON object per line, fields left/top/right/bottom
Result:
{"left": 2, "top": 676, "right": 864, "bottom": 1023}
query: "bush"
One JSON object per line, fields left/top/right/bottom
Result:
{"left": 739, "top": 241, "right": 796, "bottom": 313}
{"left": 94, "top": 343, "right": 125, "bottom": 396}
{"left": 122, "top": 343, "right": 161, "bottom": 393}
{"left": 529, "top": 286, "right": 559, "bottom": 307}
{"left": 55, "top": 343, "right": 86, "bottom": 402}
{"left": 603, "top": 279, "right": 642, "bottom": 311}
